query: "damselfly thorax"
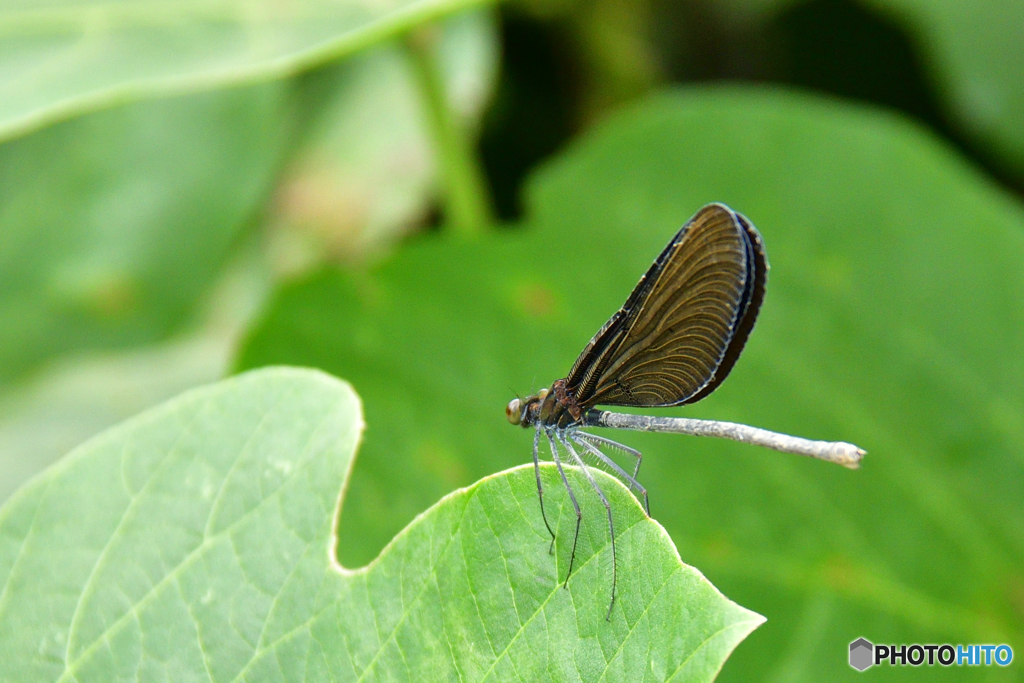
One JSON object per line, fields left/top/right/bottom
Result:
{"left": 506, "top": 203, "right": 865, "bottom": 621}
{"left": 507, "top": 378, "right": 581, "bottom": 427}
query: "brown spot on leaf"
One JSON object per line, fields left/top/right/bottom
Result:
{"left": 1007, "top": 575, "right": 1024, "bottom": 622}
{"left": 514, "top": 281, "right": 559, "bottom": 319}
{"left": 82, "top": 272, "right": 138, "bottom": 318}
{"left": 821, "top": 554, "right": 861, "bottom": 593}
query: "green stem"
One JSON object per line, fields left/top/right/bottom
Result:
{"left": 406, "top": 27, "right": 494, "bottom": 236}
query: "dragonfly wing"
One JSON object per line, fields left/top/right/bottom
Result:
{"left": 567, "top": 203, "right": 767, "bottom": 408}
{"left": 681, "top": 211, "right": 767, "bottom": 405}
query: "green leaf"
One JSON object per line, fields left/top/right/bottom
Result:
{"left": 237, "top": 86, "right": 1024, "bottom": 679}
{"left": 712, "top": 0, "right": 1024, "bottom": 176}
{"left": 865, "top": 0, "right": 1024, "bottom": 175}
{"left": 0, "top": 330, "right": 230, "bottom": 505}
{"left": 0, "top": 0, "right": 494, "bottom": 143}
{"left": 0, "top": 367, "right": 762, "bottom": 681}
{"left": 0, "top": 83, "right": 291, "bottom": 385}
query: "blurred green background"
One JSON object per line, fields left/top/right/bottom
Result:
{"left": 2, "top": 0, "right": 1022, "bottom": 680}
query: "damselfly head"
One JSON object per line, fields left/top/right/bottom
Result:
{"left": 506, "top": 389, "right": 548, "bottom": 427}
{"left": 505, "top": 398, "right": 522, "bottom": 425}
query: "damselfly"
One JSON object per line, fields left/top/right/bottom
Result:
{"left": 506, "top": 203, "right": 865, "bottom": 620}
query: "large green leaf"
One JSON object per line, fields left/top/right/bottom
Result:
{"left": 0, "top": 367, "right": 762, "bottom": 681}
{"left": 0, "top": 83, "right": 291, "bottom": 385}
{"left": 711, "top": 0, "right": 1024, "bottom": 176}
{"left": 237, "top": 86, "right": 1024, "bottom": 679}
{"left": 865, "top": 0, "right": 1024, "bottom": 175}
{"left": 0, "top": 0, "right": 494, "bottom": 143}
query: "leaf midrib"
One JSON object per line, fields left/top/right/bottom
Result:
{"left": 0, "top": 0, "right": 494, "bottom": 143}
{"left": 1, "top": 0, "right": 366, "bottom": 27}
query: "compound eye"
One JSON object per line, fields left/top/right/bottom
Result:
{"left": 506, "top": 398, "right": 522, "bottom": 425}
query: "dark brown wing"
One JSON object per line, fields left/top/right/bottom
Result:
{"left": 681, "top": 212, "right": 767, "bottom": 404}
{"left": 564, "top": 203, "right": 767, "bottom": 408}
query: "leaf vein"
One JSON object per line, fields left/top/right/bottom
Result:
{"left": 63, "top": 394, "right": 214, "bottom": 670}
{"left": 59, "top": 391, "right": 353, "bottom": 680}
{"left": 478, "top": 514, "right": 646, "bottom": 683}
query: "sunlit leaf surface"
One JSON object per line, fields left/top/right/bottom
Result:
{"left": 0, "top": 367, "right": 761, "bottom": 681}
{"left": 0, "top": 0, "right": 493, "bottom": 142}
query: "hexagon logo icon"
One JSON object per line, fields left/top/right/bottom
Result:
{"left": 850, "top": 638, "right": 874, "bottom": 671}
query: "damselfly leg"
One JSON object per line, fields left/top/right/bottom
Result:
{"left": 577, "top": 431, "right": 644, "bottom": 484}
{"left": 532, "top": 425, "right": 556, "bottom": 552}
{"left": 559, "top": 431, "right": 618, "bottom": 621}
{"left": 571, "top": 431, "right": 649, "bottom": 516}
{"left": 537, "top": 426, "right": 644, "bottom": 619}
{"left": 546, "top": 430, "right": 581, "bottom": 588}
